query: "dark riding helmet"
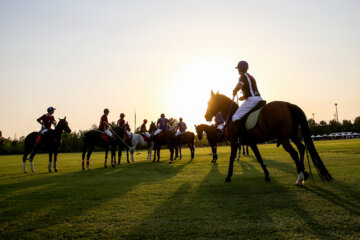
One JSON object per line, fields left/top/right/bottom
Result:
{"left": 179, "top": 117, "right": 183, "bottom": 122}
{"left": 120, "top": 113, "right": 125, "bottom": 118}
{"left": 47, "top": 107, "right": 56, "bottom": 113}
{"left": 235, "top": 61, "right": 248, "bottom": 72}
{"left": 160, "top": 113, "right": 165, "bottom": 118}
{"left": 104, "top": 108, "right": 109, "bottom": 114}
{"left": 143, "top": 119, "right": 148, "bottom": 123}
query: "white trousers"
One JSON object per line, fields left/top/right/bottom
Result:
{"left": 175, "top": 131, "right": 185, "bottom": 136}
{"left": 126, "top": 130, "right": 132, "bottom": 137}
{"left": 142, "top": 132, "right": 151, "bottom": 138}
{"left": 154, "top": 129, "right": 163, "bottom": 136}
{"left": 232, "top": 96, "right": 263, "bottom": 122}
{"left": 105, "top": 129, "right": 113, "bottom": 137}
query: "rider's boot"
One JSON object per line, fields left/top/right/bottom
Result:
{"left": 234, "top": 119, "right": 247, "bottom": 144}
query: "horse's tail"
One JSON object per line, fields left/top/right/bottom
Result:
{"left": 288, "top": 103, "right": 333, "bottom": 182}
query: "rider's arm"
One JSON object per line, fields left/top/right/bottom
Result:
{"left": 233, "top": 82, "right": 243, "bottom": 97}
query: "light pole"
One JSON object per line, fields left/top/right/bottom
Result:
{"left": 335, "top": 103, "right": 338, "bottom": 122}
{"left": 312, "top": 113, "right": 315, "bottom": 122}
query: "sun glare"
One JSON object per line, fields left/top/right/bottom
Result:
{"left": 165, "top": 58, "right": 237, "bottom": 130}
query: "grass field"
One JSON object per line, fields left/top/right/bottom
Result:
{"left": 0, "top": 139, "right": 359, "bottom": 239}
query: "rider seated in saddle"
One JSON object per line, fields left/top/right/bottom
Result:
{"left": 232, "top": 60, "right": 263, "bottom": 142}
{"left": 175, "top": 117, "right": 187, "bottom": 136}
{"left": 37, "top": 107, "right": 57, "bottom": 135}
{"left": 99, "top": 108, "right": 113, "bottom": 137}
{"left": 117, "top": 113, "right": 132, "bottom": 138}
{"left": 214, "top": 112, "right": 225, "bottom": 132}
{"left": 153, "top": 113, "right": 170, "bottom": 140}
{"left": 140, "top": 119, "right": 151, "bottom": 140}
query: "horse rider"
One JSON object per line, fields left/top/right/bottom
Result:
{"left": 99, "top": 108, "right": 113, "bottom": 137}
{"left": 175, "top": 117, "right": 187, "bottom": 136}
{"left": 117, "top": 113, "right": 132, "bottom": 138}
{"left": 153, "top": 113, "right": 170, "bottom": 138}
{"left": 37, "top": 107, "right": 57, "bottom": 135}
{"left": 141, "top": 119, "right": 151, "bottom": 139}
{"left": 214, "top": 112, "right": 225, "bottom": 132}
{"left": 232, "top": 60, "right": 263, "bottom": 141}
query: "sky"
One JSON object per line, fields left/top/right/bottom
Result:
{"left": 0, "top": 0, "right": 360, "bottom": 138}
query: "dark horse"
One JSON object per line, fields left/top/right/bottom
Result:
{"left": 22, "top": 118, "right": 71, "bottom": 173}
{"left": 149, "top": 122, "right": 175, "bottom": 163}
{"left": 237, "top": 144, "right": 249, "bottom": 160}
{"left": 112, "top": 123, "right": 133, "bottom": 164}
{"left": 195, "top": 124, "right": 221, "bottom": 162}
{"left": 174, "top": 132, "right": 195, "bottom": 160}
{"left": 205, "top": 91, "right": 332, "bottom": 185}
{"left": 81, "top": 128, "right": 117, "bottom": 170}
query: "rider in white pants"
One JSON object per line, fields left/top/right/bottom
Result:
{"left": 232, "top": 61, "right": 263, "bottom": 141}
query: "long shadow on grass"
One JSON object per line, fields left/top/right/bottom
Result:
{"left": 0, "top": 160, "right": 192, "bottom": 239}
{"left": 127, "top": 158, "right": 342, "bottom": 239}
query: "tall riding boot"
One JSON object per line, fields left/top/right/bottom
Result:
{"left": 234, "top": 119, "right": 247, "bottom": 144}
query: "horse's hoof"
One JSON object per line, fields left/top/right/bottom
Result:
{"left": 111, "top": 164, "right": 115, "bottom": 168}
{"left": 303, "top": 171, "right": 309, "bottom": 181}
{"left": 265, "top": 175, "right": 271, "bottom": 182}
{"left": 49, "top": 169, "right": 52, "bottom": 173}
{"left": 190, "top": 158, "right": 193, "bottom": 161}
{"left": 54, "top": 169, "right": 58, "bottom": 172}
{"left": 104, "top": 165, "right": 107, "bottom": 168}
{"left": 225, "top": 177, "right": 231, "bottom": 183}
{"left": 24, "top": 171, "right": 27, "bottom": 173}
{"left": 117, "top": 162, "right": 120, "bottom": 165}
{"left": 82, "top": 167, "right": 85, "bottom": 171}
{"left": 295, "top": 181, "right": 304, "bottom": 186}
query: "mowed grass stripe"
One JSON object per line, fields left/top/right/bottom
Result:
{"left": 0, "top": 139, "right": 359, "bottom": 239}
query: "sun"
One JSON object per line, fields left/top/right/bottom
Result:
{"left": 165, "top": 57, "right": 237, "bottom": 131}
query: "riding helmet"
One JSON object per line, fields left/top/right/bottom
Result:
{"left": 47, "top": 107, "right": 56, "bottom": 113}
{"left": 144, "top": 119, "right": 148, "bottom": 123}
{"left": 161, "top": 113, "right": 165, "bottom": 118}
{"left": 235, "top": 61, "right": 248, "bottom": 72}
{"left": 179, "top": 117, "right": 183, "bottom": 121}
{"left": 104, "top": 108, "right": 109, "bottom": 113}
{"left": 120, "top": 113, "right": 125, "bottom": 118}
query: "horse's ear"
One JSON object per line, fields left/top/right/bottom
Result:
{"left": 194, "top": 124, "right": 197, "bottom": 128}
{"left": 216, "top": 90, "right": 219, "bottom": 94}
{"left": 211, "top": 90, "right": 214, "bottom": 96}
{"left": 64, "top": 116, "right": 66, "bottom": 120}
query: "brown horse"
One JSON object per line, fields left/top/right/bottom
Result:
{"left": 174, "top": 132, "right": 195, "bottom": 160}
{"left": 195, "top": 124, "right": 221, "bottom": 162}
{"left": 205, "top": 91, "right": 332, "bottom": 185}
{"left": 149, "top": 122, "right": 176, "bottom": 163}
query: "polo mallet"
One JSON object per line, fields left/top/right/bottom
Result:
{"left": 107, "top": 124, "right": 131, "bottom": 150}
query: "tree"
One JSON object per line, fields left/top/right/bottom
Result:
{"left": 353, "top": 116, "right": 360, "bottom": 133}
{"left": 342, "top": 120, "right": 353, "bottom": 132}
{"left": 329, "top": 120, "right": 341, "bottom": 133}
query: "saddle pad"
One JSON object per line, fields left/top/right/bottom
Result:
{"left": 102, "top": 133, "right": 110, "bottom": 142}
{"left": 245, "top": 107, "right": 264, "bottom": 131}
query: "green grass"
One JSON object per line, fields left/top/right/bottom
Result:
{"left": 0, "top": 139, "right": 359, "bottom": 239}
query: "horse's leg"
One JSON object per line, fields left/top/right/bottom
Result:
{"left": 157, "top": 146, "right": 160, "bottom": 162}
{"left": 225, "top": 142, "right": 238, "bottom": 182}
{"left": 250, "top": 144, "right": 270, "bottom": 181}
{"left": 281, "top": 139, "right": 304, "bottom": 185}
{"left": 22, "top": 152, "right": 27, "bottom": 173}
{"left": 127, "top": 148, "right": 130, "bottom": 163}
{"left": 237, "top": 144, "right": 241, "bottom": 161}
{"left": 243, "top": 145, "right": 246, "bottom": 156}
{"left": 246, "top": 145, "right": 249, "bottom": 156}
{"left": 152, "top": 146, "right": 156, "bottom": 162}
{"left": 111, "top": 145, "right": 115, "bottom": 168}
{"left": 82, "top": 145, "right": 87, "bottom": 170}
{"left": 179, "top": 145, "right": 182, "bottom": 160}
{"left": 87, "top": 145, "right": 94, "bottom": 170}
{"left": 53, "top": 151, "right": 58, "bottom": 172}
{"left": 48, "top": 152, "right": 53, "bottom": 173}
{"left": 188, "top": 143, "right": 194, "bottom": 160}
{"left": 211, "top": 143, "right": 218, "bottom": 163}
{"left": 291, "top": 136, "right": 308, "bottom": 180}
{"left": 104, "top": 146, "right": 108, "bottom": 168}
{"left": 169, "top": 146, "right": 174, "bottom": 163}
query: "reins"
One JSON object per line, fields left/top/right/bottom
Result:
{"left": 224, "top": 96, "right": 236, "bottom": 126}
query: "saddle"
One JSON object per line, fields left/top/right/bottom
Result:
{"left": 241, "top": 100, "right": 267, "bottom": 131}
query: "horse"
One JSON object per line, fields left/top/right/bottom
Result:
{"left": 130, "top": 123, "right": 155, "bottom": 162}
{"left": 174, "top": 132, "right": 195, "bottom": 160}
{"left": 205, "top": 90, "right": 332, "bottom": 185}
{"left": 195, "top": 124, "right": 221, "bottom": 162}
{"left": 22, "top": 118, "right": 71, "bottom": 173}
{"left": 81, "top": 128, "right": 117, "bottom": 170}
{"left": 112, "top": 122, "right": 133, "bottom": 164}
{"left": 149, "top": 122, "right": 175, "bottom": 163}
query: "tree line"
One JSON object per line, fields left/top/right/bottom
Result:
{"left": 1, "top": 116, "right": 359, "bottom": 155}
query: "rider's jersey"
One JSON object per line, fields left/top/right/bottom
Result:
{"left": 37, "top": 114, "right": 55, "bottom": 129}
{"left": 177, "top": 122, "right": 187, "bottom": 133}
{"left": 117, "top": 118, "right": 125, "bottom": 127}
{"left": 215, "top": 112, "right": 224, "bottom": 125}
{"left": 238, "top": 73, "right": 261, "bottom": 99}
{"left": 99, "top": 114, "right": 109, "bottom": 131}
{"left": 157, "top": 117, "right": 169, "bottom": 130}
{"left": 141, "top": 123, "right": 147, "bottom": 133}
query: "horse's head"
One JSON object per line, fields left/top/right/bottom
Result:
{"left": 149, "top": 121, "right": 156, "bottom": 133}
{"left": 205, "top": 90, "right": 220, "bottom": 121}
{"left": 57, "top": 117, "right": 71, "bottom": 133}
{"left": 205, "top": 90, "right": 235, "bottom": 122}
{"left": 194, "top": 124, "right": 203, "bottom": 140}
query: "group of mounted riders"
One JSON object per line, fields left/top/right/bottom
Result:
{"left": 22, "top": 60, "right": 332, "bottom": 186}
